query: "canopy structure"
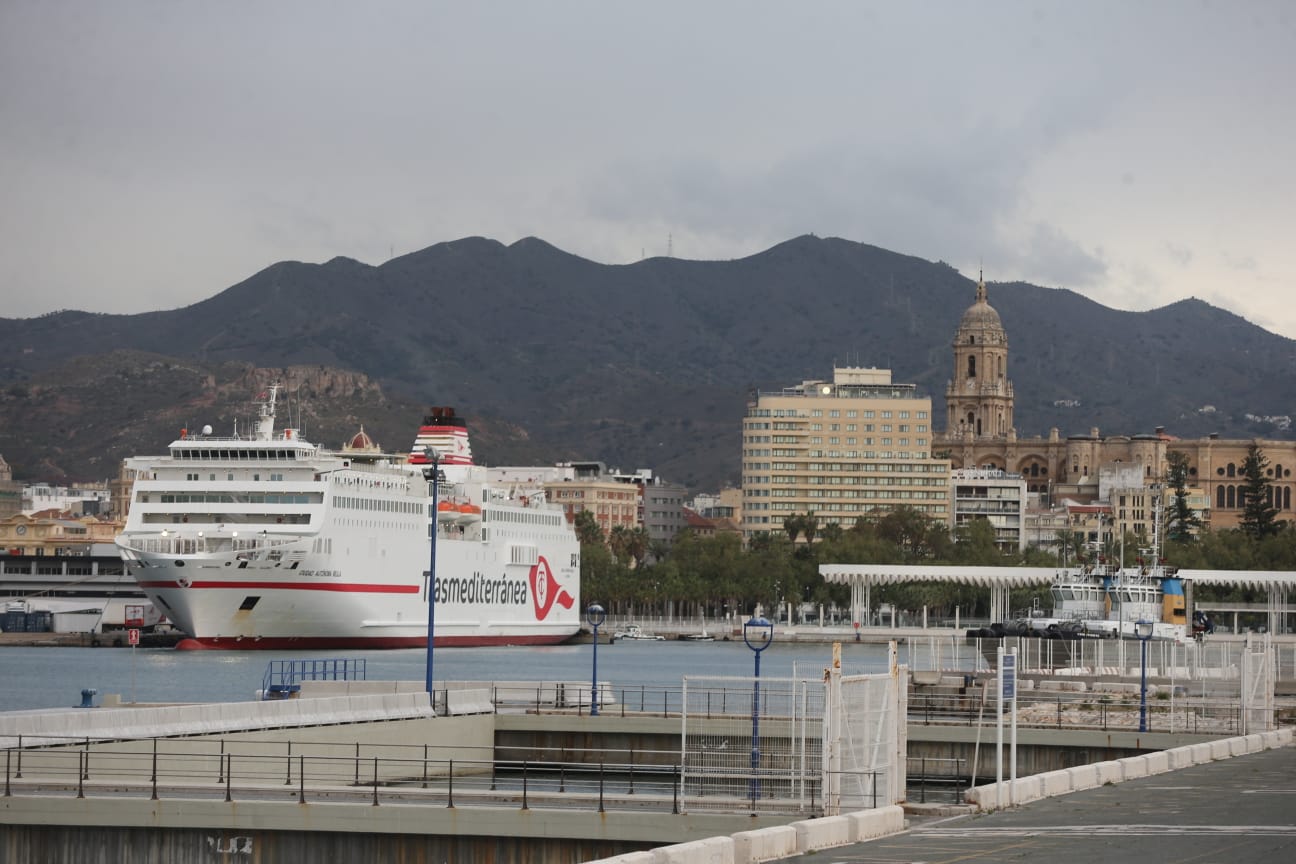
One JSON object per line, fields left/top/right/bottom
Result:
{"left": 820, "top": 564, "right": 1296, "bottom": 634}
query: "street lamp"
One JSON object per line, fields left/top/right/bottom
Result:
{"left": 420, "top": 448, "right": 442, "bottom": 703}
{"left": 586, "top": 603, "right": 606, "bottom": 716}
{"left": 743, "top": 614, "right": 774, "bottom": 804}
{"left": 1135, "top": 619, "right": 1154, "bottom": 732}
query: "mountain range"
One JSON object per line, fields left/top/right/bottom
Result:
{"left": 2, "top": 235, "right": 1293, "bottom": 491}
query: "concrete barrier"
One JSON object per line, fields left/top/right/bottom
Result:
{"left": 1065, "top": 764, "right": 1100, "bottom": 791}
{"left": 1118, "top": 755, "right": 1149, "bottom": 780}
{"left": 848, "top": 805, "right": 905, "bottom": 840}
{"left": 1165, "top": 747, "right": 1194, "bottom": 770}
{"left": 589, "top": 853, "right": 658, "bottom": 864}
{"left": 446, "top": 688, "right": 494, "bottom": 716}
{"left": 1038, "top": 769, "right": 1072, "bottom": 796}
{"left": 1143, "top": 751, "right": 1170, "bottom": 774}
{"left": 730, "top": 826, "right": 798, "bottom": 863}
{"left": 1209, "top": 740, "right": 1231, "bottom": 760}
{"left": 652, "top": 836, "right": 734, "bottom": 864}
{"left": 1094, "top": 761, "right": 1123, "bottom": 786}
{"left": 1011, "top": 775, "right": 1042, "bottom": 805}
{"left": 791, "top": 814, "right": 853, "bottom": 852}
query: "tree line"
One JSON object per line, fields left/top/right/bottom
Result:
{"left": 574, "top": 445, "right": 1292, "bottom": 625}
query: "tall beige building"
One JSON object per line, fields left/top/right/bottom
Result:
{"left": 741, "top": 366, "right": 951, "bottom": 540}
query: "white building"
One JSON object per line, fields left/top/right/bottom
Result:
{"left": 949, "top": 468, "right": 1027, "bottom": 550}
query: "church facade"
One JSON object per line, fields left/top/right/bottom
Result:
{"left": 932, "top": 277, "right": 1294, "bottom": 530}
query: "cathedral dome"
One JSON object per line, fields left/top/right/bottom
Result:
{"left": 957, "top": 276, "right": 1003, "bottom": 333}
{"left": 345, "top": 425, "right": 378, "bottom": 451}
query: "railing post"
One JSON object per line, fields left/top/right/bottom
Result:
{"left": 521, "top": 760, "right": 529, "bottom": 810}
{"left": 447, "top": 759, "right": 454, "bottom": 809}
{"left": 298, "top": 754, "right": 305, "bottom": 804}
{"left": 217, "top": 740, "right": 225, "bottom": 783}
{"left": 82, "top": 738, "right": 90, "bottom": 780}
{"left": 490, "top": 759, "right": 497, "bottom": 791}
{"left": 628, "top": 749, "right": 635, "bottom": 795}
{"left": 151, "top": 742, "right": 159, "bottom": 800}
{"left": 422, "top": 744, "right": 428, "bottom": 789}
{"left": 225, "top": 754, "right": 232, "bottom": 802}
{"left": 354, "top": 743, "right": 360, "bottom": 785}
{"left": 77, "top": 751, "right": 85, "bottom": 799}
{"left": 558, "top": 764, "right": 565, "bottom": 793}
{"left": 372, "top": 757, "right": 379, "bottom": 807}
{"left": 285, "top": 741, "right": 293, "bottom": 785}
{"left": 15, "top": 736, "right": 21, "bottom": 779}
{"left": 672, "top": 764, "right": 679, "bottom": 814}
{"left": 4, "top": 748, "right": 10, "bottom": 797}
{"left": 598, "top": 762, "right": 605, "bottom": 813}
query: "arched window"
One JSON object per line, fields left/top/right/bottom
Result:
{"left": 969, "top": 335, "right": 976, "bottom": 345}
{"left": 1227, "top": 462, "right": 1236, "bottom": 478}
{"left": 968, "top": 356, "right": 976, "bottom": 377}
{"left": 1029, "top": 464, "right": 1039, "bottom": 477}
{"left": 1217, "top": 486, "right": 1226, "bottom": 508}
{"left": 1285, "top": 488, "right": 1291, "bottom": 509}
{"left": 1268, "top": 487, "right": 1276, "bottom": 508}
{"left": 967, "top": 411, "right": 975, "bottom": 427}
{"left": 976, "top": 417, "right": 982, "bottom": 435}
{"left": 1226, "top": 486, "right": 1235, "bottom": 508}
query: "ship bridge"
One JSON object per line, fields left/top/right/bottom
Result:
{"left": 819, "top": 564, "right": 1296, "bottom": 634}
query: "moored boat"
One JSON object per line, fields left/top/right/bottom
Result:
{"left": 115, "top": 388, "right": 581, "bottom": 649}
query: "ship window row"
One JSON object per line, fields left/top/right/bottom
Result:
{"left": 490, "top": 509, "right": 562, "bottom": 527}
{"left": 335, "top": 495, "right": 422, "bottom": 515}
{"left": 152, "top": 493, "right": 317, "bottom": 504}
{"left": 170, "top": 448, "right": 303, "bottom": 460}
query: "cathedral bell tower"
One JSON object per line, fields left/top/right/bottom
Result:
{"left": 945, "top": 273, "right": 1014, "bottom": 439}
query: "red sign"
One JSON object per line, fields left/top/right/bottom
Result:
{"left": 125, "top": 605, "right": 146, "bottom": 627}
{"left": 128, "top": 628, "right": 140, "bottom": 646}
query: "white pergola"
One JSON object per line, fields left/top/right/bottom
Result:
{"left": 820, "top": 564, "right": 1296, "bottom": 634}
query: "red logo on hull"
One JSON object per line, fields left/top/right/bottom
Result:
{"left": 530, "top": 556, "right": 574, "bottom": 621}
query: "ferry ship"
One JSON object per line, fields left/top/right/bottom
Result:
{"left": 115, "top": 387, "right": 581, "bottom": 649}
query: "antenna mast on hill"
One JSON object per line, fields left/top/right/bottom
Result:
{"left": 667, "top": 233, "right": 673, "bottom": 258}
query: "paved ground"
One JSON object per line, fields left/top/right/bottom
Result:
{"left": 803, "top": 744, "right": 1296, "bottom": 864}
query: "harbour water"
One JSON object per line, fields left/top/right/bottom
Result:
{"left": 0, "top": 638, "right": 945, "bottom": 713}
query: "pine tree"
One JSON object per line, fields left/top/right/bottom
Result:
{"left": 1239, "top": 444, "right": 1282, "bottom": 538}
{"left": 1164, "top": 450, "right": 1200, "bottom": 543}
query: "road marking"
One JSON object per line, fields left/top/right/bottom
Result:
{"left": 918, "top": 824, "right": 1296, "bottom": 837}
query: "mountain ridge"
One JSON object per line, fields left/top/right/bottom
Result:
{"left": 1, "top": 235, "right": 1292, "bottom": 489}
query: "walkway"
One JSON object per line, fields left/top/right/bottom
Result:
{"left": 800, "top": 743, "right": 1296, "bottom": 863}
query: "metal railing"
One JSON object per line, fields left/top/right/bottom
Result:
{"left": 2, "top": 737, "right": 690, "bottom": 814}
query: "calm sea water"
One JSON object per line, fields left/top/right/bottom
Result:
{"left": 0, "top": 638, "right": 935, "bottom": 713}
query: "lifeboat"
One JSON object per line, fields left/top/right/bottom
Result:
{"left": 437, "top": 500, "right": 458, "bottom": 522}
{"left": 456, "top": 503, "right": 482, "bottom": 524}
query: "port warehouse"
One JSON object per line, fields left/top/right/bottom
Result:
{"left": 0, "top": 551, "right": 151, "bottom": 633}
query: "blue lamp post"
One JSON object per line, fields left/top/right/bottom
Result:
{"left": 421, "top": 448, "right": 441, "bottom": 702}
{"left": 1135, "top": 619, "right": 1154, "bottom": 732}
{"left": 743, "top": 614, "right": 774, "bottom": 803}
{"left": 586, "top": 603, "right": 606, "bottom": 716}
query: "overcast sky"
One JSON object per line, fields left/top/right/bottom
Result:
{"left": 2, "top": 1, "right": 1293, "bottom": 337}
